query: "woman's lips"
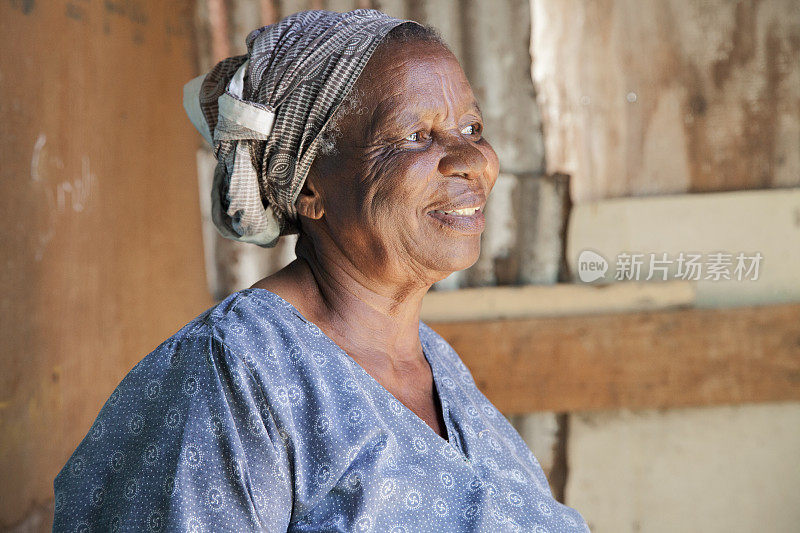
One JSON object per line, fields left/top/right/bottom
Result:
{"left": 427, "top": 208, "right": 485, "bottom": 235}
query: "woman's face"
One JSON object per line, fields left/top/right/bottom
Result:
{"left": 300, "top": 39, "right": 499, "bottom": 286}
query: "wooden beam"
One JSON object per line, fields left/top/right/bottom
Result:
{"left": 566, "top": 188, "right": 800, "bottom": 307}
{"left": 422, "top": 281, "right": 695, "bottom": 322}
{"left": 428, "top": 303, "right": 800, "bottom": 414}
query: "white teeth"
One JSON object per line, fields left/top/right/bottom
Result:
{"left": 434, "top": 207, "right": 479, "bottom": 216}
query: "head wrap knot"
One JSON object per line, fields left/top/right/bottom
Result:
{"left": 183, "top": 9, "right": 409, "bottom": 247}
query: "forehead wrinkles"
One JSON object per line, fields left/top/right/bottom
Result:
{"left": 360, "top": 48, "right": 473, "bottom": 122}
{"left": 370, "top": 75, "right": 474, "bottom": 136}
{"left": 433, "top": 68, "right": 467, "bottom": 123}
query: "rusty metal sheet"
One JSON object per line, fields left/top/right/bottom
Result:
{"left": 531, "top": 0, "right": 800, "bottom": 202}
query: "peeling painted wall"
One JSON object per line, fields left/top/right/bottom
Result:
{"left": 0, "top": 1, "right": 210, "bottom": 530}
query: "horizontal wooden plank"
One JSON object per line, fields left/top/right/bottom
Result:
{"left": 567, "top": 188, "right": 800, "bottom": 307}
{"left": 422, "top": 281, "right": 695, "bottom": 322}
{"left": 429, "top": 303, "right": 800, "bottom": 414}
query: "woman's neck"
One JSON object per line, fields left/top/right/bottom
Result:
{"left": 256, "top": 238, "right": 434, "bottom": 368}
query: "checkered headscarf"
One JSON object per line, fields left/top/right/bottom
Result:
{"left": 183, "top": 10, "right": 410, "bottom": 247}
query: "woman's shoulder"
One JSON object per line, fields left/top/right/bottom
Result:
{"left": 109, "top": 289, "right": 285, "bottom": 370}
{"left": 53, "top": 290, "right": 296, "bottom": 532}
{"left": 84, "top": 289, "right": 300, "bottom": 423}
{"left": 138, "top": 287, "right": 305, "bottom": 366}
{"left": 54, "top": 289, "right": 298, "bottom": 476}
{"left": 204, "top": 287, "right": 299, "bottom": 332}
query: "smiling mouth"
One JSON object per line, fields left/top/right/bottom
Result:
{"left": 427, "top": 207, "right": 485, "bottom": 234}
{"left": 431, "top": 206, "right": 481, "bottom": 216}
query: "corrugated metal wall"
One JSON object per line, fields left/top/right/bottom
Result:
{"left": 531, "top": 0, "right": 800, "bottom": 203}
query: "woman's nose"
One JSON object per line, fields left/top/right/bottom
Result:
{"left": 437, "top": 134, "right": 489, "bottom": 180}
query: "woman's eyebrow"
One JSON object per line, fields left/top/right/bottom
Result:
{"left": 366, "top": 97, "right": 425, "bottom": 139}
{"left": 372, "top": 95, "right": 413, "bottom": 124}
{"left": 375, "top": 98, "right": 483, "bottom": 125}
{"left": 366, "top": 96, "right": 484, "bottom": 142}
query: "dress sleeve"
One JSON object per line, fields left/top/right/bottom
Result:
{"left": 53, "top": 326, "right": 293, "bottom": 532}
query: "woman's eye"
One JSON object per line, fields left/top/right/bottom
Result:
{"left": 405, "top": 132, "right": 420, "bottom": 142}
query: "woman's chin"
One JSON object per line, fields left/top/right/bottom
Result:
{"left": 429, "top": 238, "right": 482, "bottom": 274}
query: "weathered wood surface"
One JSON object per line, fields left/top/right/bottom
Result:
{"left": 421, "top": 281, "right": 695, "bottom": 322}
{"left": 430, "top": 303, "right": 800, "bottom": 414}
{"left": 0, "top": 2, "right": 209, "bottom": 529}
{"left": 531, "top": 0, "right": 800, "bottom": 202}
{"left": 566, "top": 188, "right": 800, "bottom": 306}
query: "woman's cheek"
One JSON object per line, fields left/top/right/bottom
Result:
{"left": 361, "top": 148, "right": 440, "bottom": 216}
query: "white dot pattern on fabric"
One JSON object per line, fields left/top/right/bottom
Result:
{"left": 52, "top": 288, "right": 589, "bottom": 532}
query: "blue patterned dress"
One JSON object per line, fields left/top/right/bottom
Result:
{"left": 53, "top": 288, "right": 588, "bottom": 532}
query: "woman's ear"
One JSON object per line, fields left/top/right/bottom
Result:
{"left": 295, "top": 171, "right": 325, "bottom": 221}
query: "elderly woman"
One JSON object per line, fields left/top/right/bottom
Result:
{"left": 54, "top": 9, "right": 588, "bottom": 532}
